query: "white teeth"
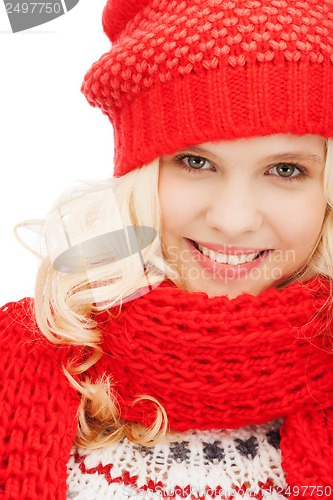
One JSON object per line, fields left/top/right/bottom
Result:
{"left": 238, "top": 255, "right": 248, "bottom": 264}
{"left": 227, "top": 255, "right": 241, "bottom": 266}
{"left": 215, "top": 253, "right": 228, "bottom": 264}
{"left": 207, "top": 250, "right": 218, "bottom": 262}
{"left": 196, "top": 242, "right": 261, "bottom": 265}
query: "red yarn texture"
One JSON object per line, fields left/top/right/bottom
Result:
{"left": 81, "top": 0, "right": 333, "bottom": 176}
{"left": 102, "top": 0, "right": 150, "bottom": 42}
{"left": 1, "top": 276, "right": 333, "bottom": 499}
{"left": 0, "top": 300, "right": 79, "bottom": 500}
{"left": 94, "top": 276, "right": 333, "bottom": 497}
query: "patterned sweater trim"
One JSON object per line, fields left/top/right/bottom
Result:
{"left": 67, "top": 420, "right": 288, "bottom": 500}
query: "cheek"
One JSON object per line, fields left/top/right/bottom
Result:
{"left": 159, "top": 176, "right": 201, "bottom": 230}
{"left": 159, "top": 186, "right": 182, "bottom": 230}
{"left": 274, "top": 192, "right": 326, "bottom": 250}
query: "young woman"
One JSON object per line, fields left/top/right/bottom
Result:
{"left": 1, "top": 0, "right": 333, "bottom": 498}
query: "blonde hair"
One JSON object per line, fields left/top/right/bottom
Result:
{"left": 30, "top": 159, "right": 178, "bottom": 448}
{"left": 16, "top": 139, "right": 333, "bottom": 449}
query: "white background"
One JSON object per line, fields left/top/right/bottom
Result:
{"left": 0, "top": 0, "right": 114, "bottom": 305}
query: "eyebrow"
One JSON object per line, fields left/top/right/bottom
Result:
{"left": 257, "top": 151, "right": 323, "bottom": 165}
{"left": 182, "top": 146, "right": 324, "bottom": 166}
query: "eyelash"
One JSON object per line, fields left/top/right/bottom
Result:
{"left": 173, "top": 153, "right": 309, "bottom": 182}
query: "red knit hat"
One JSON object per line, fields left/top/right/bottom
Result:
{"left": 81, "top": 0, "right": 333, "bottom": 177}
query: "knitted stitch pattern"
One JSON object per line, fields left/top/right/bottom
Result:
{"left": 91, "top": 276, "right": 333, "bottom": 497}
{"left": 81, "top": 0, "right": 333, "bottom": 176}
{"left": 1, "top": 277, "right": 333, "bottom": 499}
{"left": 67, "top": 421, "right": 288, "bottom": 499}
{"left": 0, "top": 300, "right": 79, "bottom": 500}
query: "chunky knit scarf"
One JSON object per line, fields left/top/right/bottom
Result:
{"left": 92, "top": 276, "right": 333, "bottom": 496}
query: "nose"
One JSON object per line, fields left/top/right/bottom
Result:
{"left": 206, "top": 179, "right": 263, "bottom": 238}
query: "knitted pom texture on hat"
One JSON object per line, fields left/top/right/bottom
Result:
{"left": 82, "top": 0, "right": 333, "bottom": 176}
{"left": 102, "top": 0, "right": 150, "bottom": 42}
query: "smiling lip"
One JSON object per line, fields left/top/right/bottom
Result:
{"left": 189, "top": 239, "right": 270, "bottom": 255}
{"left": 185, "top": 239, "right": 272, "bottom": 280}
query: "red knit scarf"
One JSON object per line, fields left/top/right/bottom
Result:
{"left": 93, "top": 276, "right": 333, "bottom": 496}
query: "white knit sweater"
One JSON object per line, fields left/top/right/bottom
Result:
{"left": 67, "top": 419, "right": 288, "bottom": 499}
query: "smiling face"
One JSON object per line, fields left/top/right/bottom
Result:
{"left": 158, "top": 134, "right": 327, "bottom": 299}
